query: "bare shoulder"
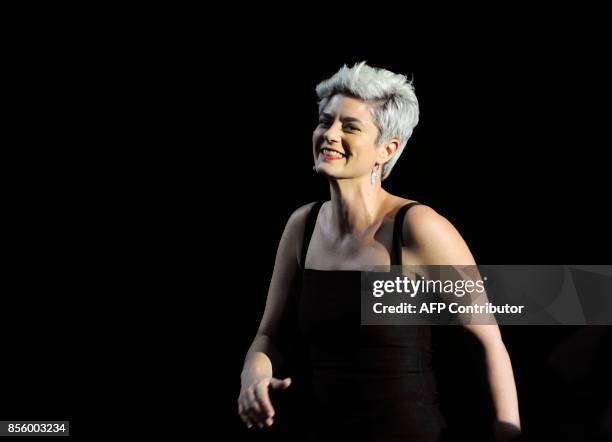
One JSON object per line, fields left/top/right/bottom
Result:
{"left": 286, "top": 201, "right": 319, "bottom": 233}
{"left": 283, "top": 201, "right": 321, "bottom": 266}
{"left": 403, "top": 203, "right": 450, "bottom": 240}
{"left": 399, "top": 199, "right": 476, "bottom": 265}
{"left": 388, "top": 197, "right": 443, "bottom": 227}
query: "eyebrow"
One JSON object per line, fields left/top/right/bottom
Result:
{"left": 320, "top": 112, "right": 363, "bottom": 125}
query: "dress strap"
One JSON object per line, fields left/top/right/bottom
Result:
{"left": 391, "top": 202, "right": 422, "bottom": 266}
{"left": 300, "top": 201, "right": 324, "bottom": 269}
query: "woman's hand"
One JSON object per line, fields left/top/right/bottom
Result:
{"left": 238, "top": 376, "right": 292, "bottom": 429}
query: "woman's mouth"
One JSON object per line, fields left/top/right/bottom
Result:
{"left": 320, "top": 147, "right": 346, "bottom": 160}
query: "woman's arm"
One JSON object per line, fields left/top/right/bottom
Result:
{"left": 403, "top": 205, "right": 522, "bottom": 435}
{"left": 242, "top": 201, "right": 314, "bottom": 373}
{"left": 462, "top": 325, "right": 522, "bottom": 433}
{"left": 238, "top": 202, "right": 315, "bottom": 429}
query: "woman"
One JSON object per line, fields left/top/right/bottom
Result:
{"left": 238, "top": 61, "right": 521, "bottom": 441}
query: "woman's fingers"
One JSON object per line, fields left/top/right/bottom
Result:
{"left": 251, "top": 382, "right": 275, "bottom": 428}
{"left": 238, "top": 377, "right": 290, "bottom": 429}
{"left": 238, "top": 397, "right": 254, "bottom": 429}
{"left": 254, "top": 383, "right": 275, "bottom": 424}
{"left": 238, "top": 390, "right": 260, "bottom": 429}
{"left": 247, "top": 388, "right": 262, "bottom": 414}
{"left": 255, "top": 385, "right": 275, "bottom": 427}
{"left": 269, "top": 377, "right": 292, "bottom": 390}
{"left": 246, "top": 388, "right": 264, "bottom": 426}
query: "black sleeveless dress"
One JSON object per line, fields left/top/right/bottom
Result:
{"left": 296, "top": 201, "right": 447, "bottom": 442}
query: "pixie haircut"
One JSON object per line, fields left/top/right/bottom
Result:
{"left": 315, "top": 61, "right": 419, "bottom": 181}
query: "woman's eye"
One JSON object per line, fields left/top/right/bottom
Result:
{"left": 345, "top": 125, "right": 358, "bottom": 131}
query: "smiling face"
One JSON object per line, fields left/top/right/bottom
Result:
{"left": 313, "top": 94, "right": 396, "bottom": 181}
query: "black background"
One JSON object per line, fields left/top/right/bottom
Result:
{"left": 4, "top": 10, "right": 611, "bottom": 441}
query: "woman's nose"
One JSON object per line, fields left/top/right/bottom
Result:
{"left": 323, "top": 126, "right": 341, "bottom": 144}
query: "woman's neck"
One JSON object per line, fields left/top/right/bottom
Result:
{"left": 327, "top": 177, "right": 389, "bottom": 238}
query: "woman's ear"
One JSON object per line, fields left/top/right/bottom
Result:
{"left": 378, "top": 139, "right": 400, "bottom": 164}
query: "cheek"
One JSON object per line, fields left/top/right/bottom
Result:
{"left": 350, "top": 143, "right": 378, "bottom": 163}
{"left": 349, "top": 138, "right": 370, "bottom": 154}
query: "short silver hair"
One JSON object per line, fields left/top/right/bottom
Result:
{"left": 315, "top": 61, "right": 419, "bottom": 180}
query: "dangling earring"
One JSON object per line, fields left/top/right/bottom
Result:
{"left": 371, "top": 166, "right": 380, "bottom": 184}
{"left": 312, "top": 165, "right": 317, "bottom": 172}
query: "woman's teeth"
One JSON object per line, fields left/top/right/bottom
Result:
{"left": 321, "top": 148, "right": 344, "bottom": 158}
